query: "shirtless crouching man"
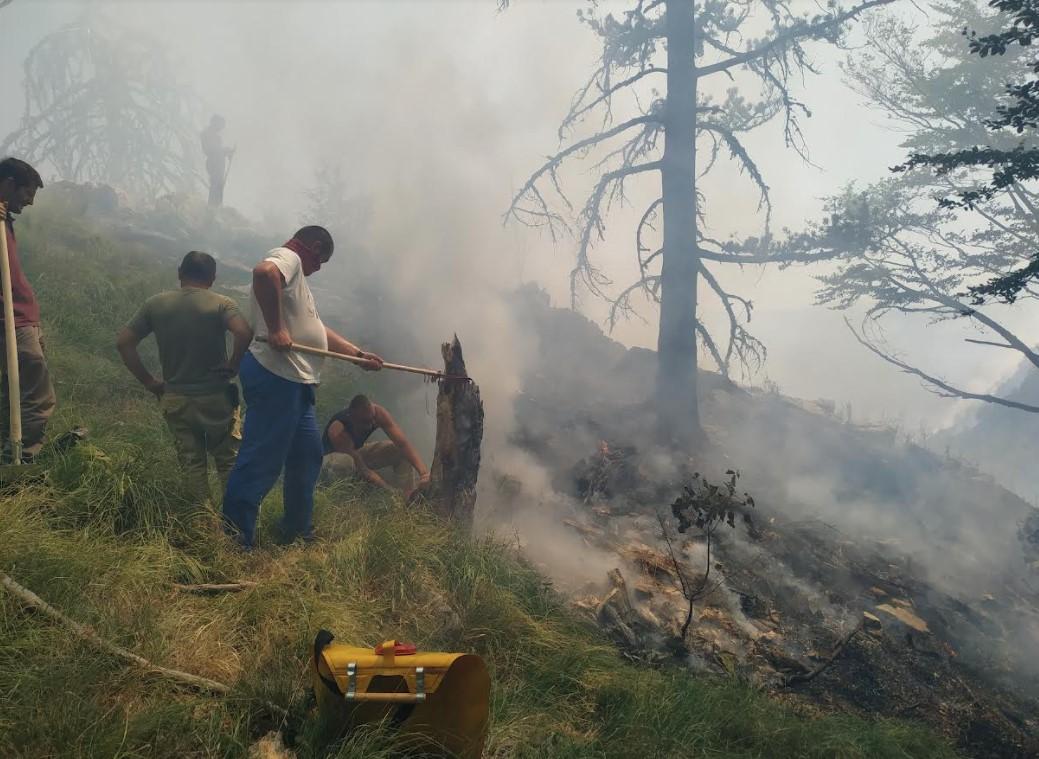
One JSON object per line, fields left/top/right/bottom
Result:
{"left": 322, "top": 395, "right": 430, "bottom": 499}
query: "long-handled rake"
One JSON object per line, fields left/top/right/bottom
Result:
{"left": 256, "top": 336, "right": 471, "bottom": 383}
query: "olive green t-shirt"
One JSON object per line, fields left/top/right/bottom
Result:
{"left": 126, "top": 287, "right": 241, "bottom": 394}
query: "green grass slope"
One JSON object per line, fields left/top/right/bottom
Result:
{"left": 0, "top": 200, "right": 956, "bottom": 758}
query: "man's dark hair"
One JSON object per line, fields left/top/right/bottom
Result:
{"left": 349, "top": 394, "right": 373, "bottom": 412}
{"left": 178, "top": 251, "right": 217, "bottom": 282}
{"left": 294, "top": 225, "right": 334, "bottom": 258}
{"left": 0, "top": 158, "right": 44, "bottom": 190}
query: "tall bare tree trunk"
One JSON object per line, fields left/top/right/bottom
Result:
{"left": 657, "top": 0, "right": 703, "bottom": 445}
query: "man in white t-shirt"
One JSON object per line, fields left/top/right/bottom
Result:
{"left": 222, "top": 225, "right": 383, "bottom": 547}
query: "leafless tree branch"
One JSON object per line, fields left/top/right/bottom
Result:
{"left": 636, "top": 197, "right": 664, "bottom": 263}
{"left": 783, "top": 622, "right": 863, "bottom": 687}
{"left": 697, "top": 0, "right": 893, "bottom": 78}
{"left": 561, "top": 67, "right": 667, "bottom": 138}
{"left": 845, "top": 317, "right": 1039, "bottom": 413}
{"left": 700, "top": 120, "right": 772, "bottom": 225}
{"left": 572, "top": 160, "right": 663, "bottom": 304}
{"left": 699, "top": 262, "right": 766, "bottom": 377}
{"left": 608, "top": 275, "right": 660, "bottom": 331}
{"left": 505, "top": 115, "right": 660, "bottom": 235}
{"left": 696, "top": 321, "right": 726, "bottom": 372}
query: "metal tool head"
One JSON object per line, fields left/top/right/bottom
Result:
{"left": 430, "top": 373, "right": 473, "bottom": 385}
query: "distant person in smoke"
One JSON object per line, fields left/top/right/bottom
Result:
{"left": 221, "top": 226, "right": 384, "bottom": 548}
{"left": 200, "top": 114, "right": 234, "bottom": 207}
{"left": 322, "top": 394, "right": 430, "bottom": 498}
{"left": 0, "top": 157, "right": 53, "bottom": 464}
{"left": 116, "top": 251, "right": 253, "bottom": 504}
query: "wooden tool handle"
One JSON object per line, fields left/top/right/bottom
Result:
{"left": 255, "top": 336, "right": 463, "bottom": 380}
{"left": 0, "top": 202, "right": 22, "bottom": 464}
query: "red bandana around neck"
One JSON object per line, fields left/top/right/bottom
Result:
{"left": 284, "top": 237, "right": 322, "bottom": 274}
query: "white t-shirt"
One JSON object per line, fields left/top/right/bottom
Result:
{"left": 248, "top": 247, "right": 327, "bottom": 384}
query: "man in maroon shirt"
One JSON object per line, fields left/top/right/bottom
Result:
{"left": 0, "top": 158, "right": 53, "bottom": 463}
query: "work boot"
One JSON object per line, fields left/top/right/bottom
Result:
{"left": 49, "top": 427, "right": 89, "bottom": 455}
{"left": 6, "top": 427, "right": 91, "bottom": 465}
{"left": 276, "top": 520, "right": 316, "bottom": 546}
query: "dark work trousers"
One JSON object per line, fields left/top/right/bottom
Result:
{"left": 0, "top": 324, "right": 56, "bottom": 459}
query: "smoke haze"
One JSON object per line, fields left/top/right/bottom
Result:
{"left": 4, "top": 0, "right": 1036, "bottom": 437}
{"left": 4, "top": 0, "right": 1039, "bottom": 617}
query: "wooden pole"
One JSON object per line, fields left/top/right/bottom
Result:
{"left": 0, "top": 202, "right": 22, "bottom": 465}
{"left": 173, "top": 581, "right": 257, "bottom": 594}
{"left": 1, "top": 572, "right": 230, "bottom": 694}
{"left": 255, "top": 336, "right": 470, "bottom": 382}
{"left": 2, "top": 571, "right": 290, "bottom": 717}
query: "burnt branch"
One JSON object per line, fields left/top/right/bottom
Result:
{"left": 783, "top": 622, "right": 863, "bottom": 687}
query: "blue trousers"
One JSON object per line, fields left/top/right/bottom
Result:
{"left": 221, "top": 352, "right": 322, "bottom": 546}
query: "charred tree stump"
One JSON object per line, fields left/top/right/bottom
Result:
{"left": 428, "top": 336, "right": 484, "bottom": 527}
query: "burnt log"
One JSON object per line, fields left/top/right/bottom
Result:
{"left": 428, "top": 336, "right": 484, "bottom": 527}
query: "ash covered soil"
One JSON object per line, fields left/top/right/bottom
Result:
{"left": 488, "top": 286, "right": 1039, "bottom": 759}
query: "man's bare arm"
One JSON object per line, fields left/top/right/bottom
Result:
{"left": 253, "top": 261, "right": 290, "bottom": 351}
{"left": 379, "top": 408, "right": 430, "bottom": 483}
{"left": 226, "top": 314, "right": 253, "bottom": 374}
{"left": 328, "top": 421, "right": 393, "bottom": 491}
{"left": 325, "top": 327, "right": 384, "bottom": 370}
{"left": 116, "top": 327, "right": 164, "bottom": 398}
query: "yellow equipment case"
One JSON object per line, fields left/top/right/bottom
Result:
{"left": 311, "top": 630, "right": 490, "bottom": 758}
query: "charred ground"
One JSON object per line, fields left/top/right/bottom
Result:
{"left": 498, "top": 285, "right": 1039, "bottom": 758}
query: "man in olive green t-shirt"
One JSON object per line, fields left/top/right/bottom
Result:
{"left": 116, "top": 251, "right": 253, "bottom": 504}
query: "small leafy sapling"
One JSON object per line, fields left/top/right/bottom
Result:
{"left": 660, "top": 470, "right": 755, "bottom": 640}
